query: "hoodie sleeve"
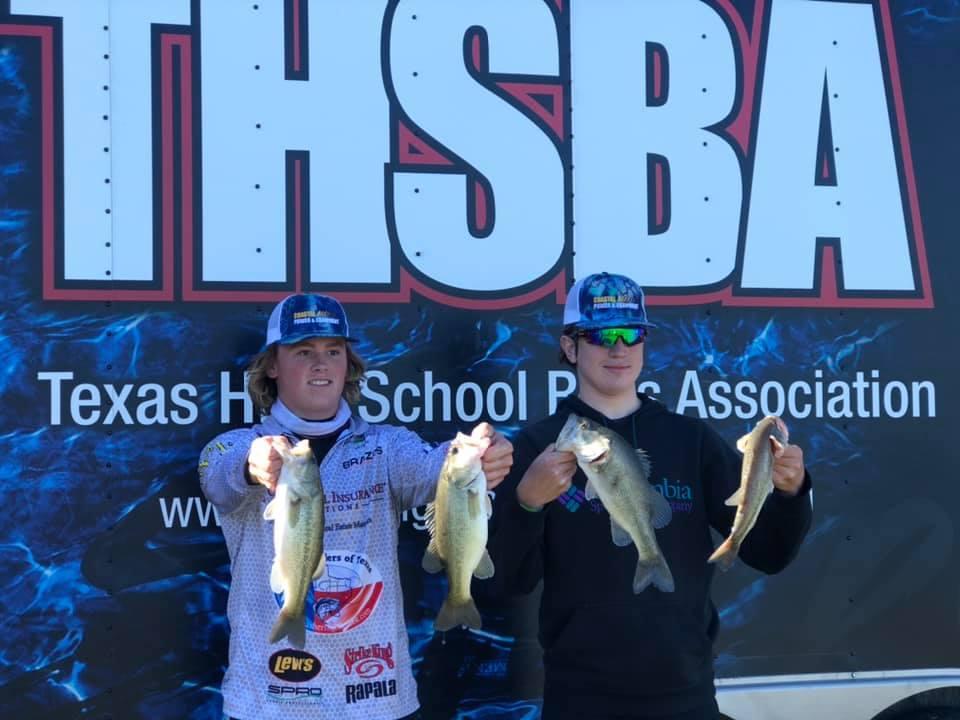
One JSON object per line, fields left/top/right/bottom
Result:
{"left": 702, "top": 424, "right": 813, "bottom": 574}
{"left": 485, "top": 430, "right": 547, "bottom": 597}
{"left": 198, "top": 428, "right": 264, "bottom": 516}
{"left": 384, "top": 427, "right": 451, "bottom": 512}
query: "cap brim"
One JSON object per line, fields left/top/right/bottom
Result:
{"left": 575, "top": 320, "right": 656, "bottom": 330}
{"left": 260, "top": 332, "right": 356, "bottom": 352}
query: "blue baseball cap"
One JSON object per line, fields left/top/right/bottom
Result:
{"left": 563, "top": 272, "right": 655, "bottom": 329}
{"left": 263, "top": 293, "right": 354, "bottom": 349}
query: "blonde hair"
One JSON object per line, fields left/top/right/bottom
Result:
{"left": 247, "top": 341, "right": 367, "bottom": 414}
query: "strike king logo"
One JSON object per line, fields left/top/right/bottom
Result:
{"left": 273, "top": 549, "right": 384, "bottom": 635}
{"left": 4, "top": 0, "right": 931, "bottom": 309}
{"left": 269, "top": 649, "right": 322, "bottom": 682}
{"left": 344, "top": 642, "right": 395, "bottom": 679}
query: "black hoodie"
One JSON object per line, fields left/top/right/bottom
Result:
{"left": 487, "top": 393, "right": 813, "bottom": 718}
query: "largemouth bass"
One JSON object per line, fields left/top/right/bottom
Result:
{"left": 708, "top": 415, "right": 789, "bottom": 571}
{"left": 264, "top": 438, "right": 326, "bottom": 648}
{"left": 555, "top": 413, "right": 674, "bottom": 593}
{"left": 422, "top": 433, "right": 495, "bottom": 631}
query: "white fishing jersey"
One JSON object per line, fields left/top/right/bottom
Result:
{"left": 199, "top": 413, "right": 448, "bottom": 720}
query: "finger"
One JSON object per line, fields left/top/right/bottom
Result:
{"left": 471, "top": 422, "right": 494, "bottom": 441}
{"left": 483, "top": 453, "right": 513, "bottom": 469}
{"left": 483, "top": 440, "right": 512, "bottom": 460}
{"left": 269, "top": 435, "right": 293, "bottom": 452}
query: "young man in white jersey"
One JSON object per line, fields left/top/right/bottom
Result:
{"left": 199, "top": 293, "right": 513, "bottom": 720}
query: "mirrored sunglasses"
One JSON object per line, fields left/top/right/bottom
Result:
{"left": 579, "top": 327, "right": 648, "bottom": 347}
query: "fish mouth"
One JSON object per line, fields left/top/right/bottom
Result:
{"left": 584, "top": 449, "right": 609, "bottom": 465}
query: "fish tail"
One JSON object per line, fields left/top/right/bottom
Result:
{"left": 434, "top": 596, "right": 482, "bottom": 632}
{"left": 269, "top": 608, "right": 306, "bottom": 649}
{"left": 634, "top": 554, "right": 675, "bottom": 593}
{"left": 707, "top": 537, "right": 739, "bottom": 572}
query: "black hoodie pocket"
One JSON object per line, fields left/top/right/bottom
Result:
{"left": 543, "top": 598, "right": 712, "bottom": 697}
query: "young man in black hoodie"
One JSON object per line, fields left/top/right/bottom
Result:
{"left": 487, "top": 272, "right": 813, "bottom": 719}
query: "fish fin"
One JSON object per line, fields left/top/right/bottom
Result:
{"left": 435, "top": 597, "right": 482, "bottom": 632}
{"left": 286, "top": 497, "right": 301, "bottom": 528}
{"left": 423, "top": 502, "right": 437, "bottom": 538}
{"left": 312, "top": 554, "right": 327, "bottom": 581}
{"left": 263, "top": 498, "right": 277, "bottom": 521}
{"left": 724, "top": 488, "right": 744, "bottom": 507}
{"left": 467, "top": 488, "right": 483, "bottom": 520}
{"left": 269, "top": 561, "right": 284, "bottom": 594}
{"left": 473, "top": 549, "right": 495, "bottom": 580}
{"left": 650, "top": 489, "right": 673, "bottom": 529}
{"left": 269, "top": 608, "right": 306, "bottom": 649}
{"left": 485, "top": 493, "right": 493, "bottom": 519}
{"left": 707, "top": 537, "right": 739, "bottom": 571}
{"left": 610, "top": 518, "right": 632, "bottom": 547}
{"left": 421, "top": 540, "right": 444, "bottom": 574}
{"left": 634, "top": 448, "right": 652, "bottom": 478}
{"left": 584, "top": 479, "right": 598, "bottom": 501}
{"left": 634, "top": 554, "right": 674, "bottom": 593}
{"left": 736, "top": 433, "right": 751, "bottom": 453}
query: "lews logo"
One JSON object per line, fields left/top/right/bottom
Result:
{"left": 346, "top": 679, "right": 398, "bottom": 705}
{"left": 654, "top": 478, "right": 694, "bottom": 514}
{"left": 5, "top": 1, "right": 930, "bottom": 309}
{"left": 344, "top": 642, "right": 395, "bottom": 679}
{"left": 273, "top": 549, "right": 384, "bottom": 635}
{"left": 269, "top": 649, "right": 322, "bottom": 682}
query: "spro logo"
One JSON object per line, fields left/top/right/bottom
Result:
{"left": 267, "top": 685, "right": 323, "bottom": 702}
{"left": 2, "top": 0, "right": 931, "bottom": 309}
{"left": 268, "top": 649, "right": 322, "bottom": 683}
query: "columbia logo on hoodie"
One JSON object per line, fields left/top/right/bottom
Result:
{"left": 555, "top": 479, "right": 694, "bottom": 514}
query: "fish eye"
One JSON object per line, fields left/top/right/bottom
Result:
{"left": 451, "top": 447, "right": 459, "bottom": 455}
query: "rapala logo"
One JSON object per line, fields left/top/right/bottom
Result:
{"left": 342, "top": 446, "right": 384, "bottom": 469}
{"left": 344, "top": 642, "right": 395, "bottom": 679}
{"left": 268, "top": 649, "right": 321, "bottom": 683}
{"left": 5, "top": 0, "right": 930, "bottom": 309}
{"left": 345, "top": 678, "right": 398, "bottom": 705}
